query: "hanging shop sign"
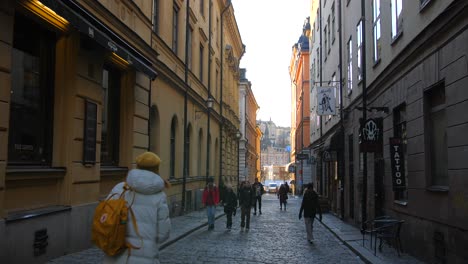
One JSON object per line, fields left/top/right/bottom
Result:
{"left": 389, "top": 137, "right": 406, "bottom": 190}
{"left": 316, "top": 86, "right": 336, "bottom": 115}
{"left": 359, "top": 118, "right": 383, "bottom": 152}
{"left": 296, "top": 153, "right": 309, "bottom": 160}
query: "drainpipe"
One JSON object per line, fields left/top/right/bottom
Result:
{"left": 360, "top": 0, "right": 368, "bottom": 230}
{"left": 206, "top": 0, "right": 212, "bottom": 183}
{"left": 338, "top": 0, "right": 345, "bottom": 220}
{"left": 319, "top": 0, "right": 323, "bottom": 195}
{"left": 219, "top": 0, "right": 232, "bottom": 189}
{"left": 182, "top": 0, "right": 190, "bottom": 214}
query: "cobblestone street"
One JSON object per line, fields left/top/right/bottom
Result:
{"left": 159, "top": 194, "right": 363, "bottom": 264}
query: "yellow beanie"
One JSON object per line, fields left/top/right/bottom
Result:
{"left": 135, "top": 152, "right": 161, "bottom": 169}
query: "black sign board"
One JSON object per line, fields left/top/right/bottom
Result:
{"left": 359, "top": 118, "right": 383, "bottom": 152}
{"left": 83, "top": 100, "right": 97, "bottom": 165}
{"left": 389, "top": 137, "right": 406, "bottom": 190}
{"left": 296, "top": 153, "right": 309, "bottom": 160}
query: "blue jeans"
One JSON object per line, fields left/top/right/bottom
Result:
{"left": 206, "top": 206, "right": 216, "bottom": 226}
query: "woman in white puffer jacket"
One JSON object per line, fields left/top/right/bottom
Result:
{"left": 104, "top": 152, "right": 171, "bottom": 264}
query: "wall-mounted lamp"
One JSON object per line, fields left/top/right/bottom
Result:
{"left": 195, "top": 97, "right": 215, "bottom": 120}
{"left": 236, "top": 130, "right": 242, "bottom": 140}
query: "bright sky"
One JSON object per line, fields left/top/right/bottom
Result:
{"left": 232, "top": 0, "right": 311, "bottom": 127}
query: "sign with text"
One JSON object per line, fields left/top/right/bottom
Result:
{"left": 389, "top": 137, "right": 406, "bottom": 190}
{"left": 296, "top": 153, "right": 309, "bottom": 160}
{"left": 316, "top": 86, "right": 336, "bottom": 115}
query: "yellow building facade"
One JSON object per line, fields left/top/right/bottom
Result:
{"left": 0, "top": 0, "right": 243, "bottom": 262}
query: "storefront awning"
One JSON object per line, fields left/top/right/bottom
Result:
{"left": 40, "top": 0, "right": 157, "bottom": 80}
{"left": 323, "top": 128, "right": 344, "bottom": 151}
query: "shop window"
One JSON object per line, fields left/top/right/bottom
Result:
{"left": 197, "top": 129, "right": 203, "bottom": 177}
{"left": 348, "top": 134, "right": 354, "bottom": 218}
{"left": 100, "top": 66, "right": 121, "bottom": 166}
{"left": 425, "top": 83, "right": 448, "bottom": 187}
{"left": 393, "top": 103, "right": 408, "bottom": 201}
{"left": 8, "top": 13, "right": 56, "bottom": 166}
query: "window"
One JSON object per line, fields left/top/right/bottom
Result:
{"left": 324, "top": 25, "right": 328, "bottom": 59}
{"left": 8, "top": 13, "right": 55, "bottom": 165}
{"left": 327, "top": 15, "right": 331, "bottom": 51}
{"left": 316, "top": 48, "right": 320, "bottom": 79}
{"left": 152, "top": 0, "right": 159, "bottom": 33}
{"left": 425, "top": 83, "right": 447, "bottom": 187}
{"left": 172, "top": 3, "right": 179, "bottom": 54}
{"left": 215, "top": 69, "right": 219, "bottom": 99}
{"left": 199, "top": 43, "right": 204, "bottom": 82}
{"left": 331, "top": 3, "right": 336, "bottom": 43}
{"left": 216, "top": 17, "right": 219, "bottom": 47}
{"left": 198, "top": 129, "right": 203, "bottom": 176}
{"left": 200, "top": 0, "right": 204, "bottom": 17}
{"left": 420, "top": 0, "right": 431, "bottom": 9}
{"left": 356, "top": 20, "right": 363, "bottom": 81}
{"left": 393, "top": 104, "right": 408, "bottom": 201}
{"left": 101, "top": 66, "right": 121, "bottom": 166}
{"left": 347, "top": 37, "right": 353, "bottom": 94}
{"left": 170, "top": 117, "right": 177, "bottom": 178}
{"left": 391, "top": 0, "right": 403, "bottom": 39}
{"left": 373, "top": 0, "right": 381, "bottom": 63}
{"left": 188, "top": 26, "right": 193, "bottom": 70}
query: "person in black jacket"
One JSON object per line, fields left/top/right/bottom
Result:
{"left": 252, "top": 178, "right": 264, "bottom": 215}
{"left": 223, "top": 184, "right": 237, "bottom": 230}
{"left": 238, "top": 181, "right": 255, "bottom": 230}
{"left": 299, "top": 182, "right": 322, "bottom": 244}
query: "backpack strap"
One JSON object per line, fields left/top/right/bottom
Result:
{"left": 122, "top": 184, "right": 144, "bottom": 260}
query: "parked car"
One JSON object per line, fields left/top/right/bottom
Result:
{"left": 267, "top": 183, "right": 278, "bottom": 193}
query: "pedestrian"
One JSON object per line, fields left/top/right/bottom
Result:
{"left": 299, "top": 182, "right": 323, "bottom": 244}
{"left": 277, "top": 182, "right": 289, "bottom": 210}
{"left": 252, "top": 177, "right": 264, "bottom": 215}
{"left": 202, "top": 177, "right": 220, "bottom": 230}
{"left": 238, "top": 180, "right": 255, "bottom": 231}
{"left": 222, "top": 184, "right": 237, "bottom": 230}
{"left": 103, "top": 151, "right": 171, "bottom": 264}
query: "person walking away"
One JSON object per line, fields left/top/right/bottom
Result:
{"left": 238, "top": 181, "right": 255, "bottom": 231}
{"left": 103, "top": 151, "right": 171, "bottom": 264}
{"left": 222, "top": 184, "right": 237, "bottom": 230}
{"left": 277, "top": 182, "right": 289, "bottom": 210}
{"left": 252, "top": 178, "right": 264, "bottom": 215}
{"left": 299, "top": 182, "right": 322, "bottom": 244}
{"left": 202, "top": 177, "right": 220, "bottom": 230}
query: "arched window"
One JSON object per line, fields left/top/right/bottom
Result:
{"left": 170, "top": 117, "right": 177, "bottom": 178}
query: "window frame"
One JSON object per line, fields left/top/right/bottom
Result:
{"left": 100, "top": 65, "right": 122, "bottom": 167}
{"left": 172, "top": 3, "right": 179, "bottom": 54}
{"left": 391, "top": 0, "right": 403, "bottom": 41}
{"left": 424, "top": 82, "right": 448, "bottom": 189}
{"left": 356, "top": 20, "right": 363, "bottom": 81}
{"left": 152, "top": 0, "right": 159, "bottom": 34}
{"left": 372, "top": 0, "right": 381, "bottom": 64}
{"left": 8, "top": 13, "right": 56, "bottom": 166}
{"left": 347, "top": 37, "right": 353, "bottom": 95}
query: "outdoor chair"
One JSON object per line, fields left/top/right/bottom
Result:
{"left": 374, "top": 220, "right": 405, "bottom": 257}
{"left": 360, "top": 215, "right": 393, "bottom": 248}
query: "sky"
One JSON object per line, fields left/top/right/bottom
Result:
{"left": 231, "top": 0, "right": 311, "bottom": 128}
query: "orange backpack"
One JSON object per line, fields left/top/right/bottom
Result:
{"left": 91, "top": 183, "right": 141, "bottom": 256}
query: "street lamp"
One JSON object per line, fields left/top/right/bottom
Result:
{"left": 206, "top": 96, "right": 214, "bottom": 183}
{"left": 236, "top": 130, "right": 241, "bottom": 189}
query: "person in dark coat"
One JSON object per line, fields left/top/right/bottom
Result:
{"left": 238, "top": 181, "right": 255, "bottom": 230}
{"left": 277, "top": 182, "right": 289, "bottom": 210}
{"left": 299, "top": 182, "right": 322, "bottom": 244}
{"left": 252, "top": 178, "right": 264, "bottom": 215}
{"left": 222, "top": 184, "right": 237, "bottom": 230}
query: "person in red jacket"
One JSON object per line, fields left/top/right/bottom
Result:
{"left": 202, "top": 177, "right": 220, "bottom": 230}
